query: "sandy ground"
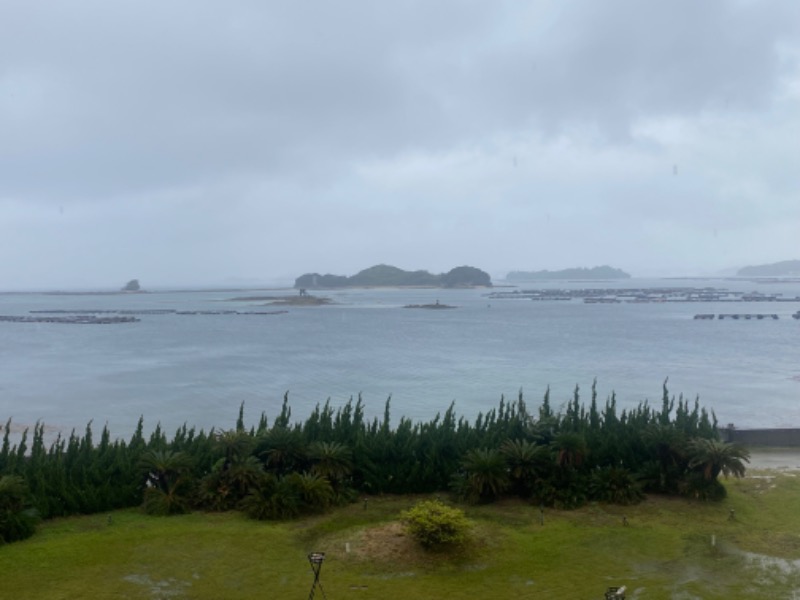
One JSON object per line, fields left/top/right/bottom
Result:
{"left": 747, "top": 448, "right": 800, "bottom": 471}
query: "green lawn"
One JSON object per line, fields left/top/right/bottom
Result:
{"left": 2, "top": 472, "right": 800, "bottom": 599}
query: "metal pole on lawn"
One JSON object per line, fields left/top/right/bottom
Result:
{"left": 307, "top": 552, "right": 328, "bottom": 600}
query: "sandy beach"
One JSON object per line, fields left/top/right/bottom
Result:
{"left": 747, "top": 447, "right": 800, "bottom": 471}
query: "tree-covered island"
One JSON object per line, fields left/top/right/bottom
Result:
{"left": 295, "top": 264, "right": 492, "bottom": 289}
{"left": 506, "top": 266, "right": 631, "bottom": 281}
{"left": 738, "top": 259, "right": 800, "bottom": 277}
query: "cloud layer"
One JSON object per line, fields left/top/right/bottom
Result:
{"left": 2, "top": 0, "right": 798, "bottom": 288}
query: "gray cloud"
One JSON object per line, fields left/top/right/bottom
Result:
{"left": 1, "top": 0, "right": 798, "bottom": 287}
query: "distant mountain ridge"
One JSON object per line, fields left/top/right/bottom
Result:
{"left": 294, "top": 264, "right": 492, "bottom": 289}
{"left": 738, "top": 260, "right": 800, "bottom": 277}
{"left": 506, "top": 266, "right": 631, "bottom": 281}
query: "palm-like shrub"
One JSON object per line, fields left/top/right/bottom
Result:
{"left": 308, "top": 441, "right": 352, "bottom": 488}
{"left": 641, "top": 425, "right": 688, "bottom": 493}
{"left": 679, "top": 472, "right": 727, "bottom": 501}
{"left": 552, "top": 432, "right": 589, "bottom": 469}
{"left": 215, "top": 429, "right": 254, "bottom": 466}
{"left": 197, "top": 455, "right": 265, "bottom": 511}
{"left": 138, "top": 450, "right": 194, "bottom": 515}
{"left": 686, "top": 438, "right": 749, "bottom": 481}
{"left": 589, "top": 466, "right": 643, "bottom": 505}
{"left": 290, "top": 472, "right": 334, "bottom": 512}
{"left": 454, "top": 448, "right": 509, "bottom": 503}
{"left": 500, "top": 439, "right": 549, "bottom": 498}
{"left": 241, "top": 473, "right": 299, "bottom": 520}
{"left": 258, "top": 428, "right": 307, "bottom": 475}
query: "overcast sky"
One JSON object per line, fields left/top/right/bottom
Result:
{"left": 1, "top": 0, "right": 798, "bottom": 289}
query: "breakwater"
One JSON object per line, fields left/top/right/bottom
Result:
{"left": 720, "top": 428, "right": 800, "bottom": 447}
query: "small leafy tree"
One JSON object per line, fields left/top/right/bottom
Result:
{"left": 402, "top": 500, "right": 470, "bottom": 550}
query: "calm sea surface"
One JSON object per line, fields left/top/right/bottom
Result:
{"left": 1, "top": 279, "right": 799, "bottom": 439}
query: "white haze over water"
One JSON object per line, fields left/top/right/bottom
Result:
{"left": 2, "top": 1, "right": 800, "bottom": 290}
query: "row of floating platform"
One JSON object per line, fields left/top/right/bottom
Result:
{"left": 0, "top": 309, "right": 289, "bottom": 324}
{"left": 488, "top": 286, "right": 800, "bottom": 304}
{"left": 694, "top": 312, "right": 800, "bottom": 320}
{"left": 0, "top": 315, "right": 140, "bottom": 324}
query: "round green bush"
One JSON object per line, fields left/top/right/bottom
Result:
{"left": 401, "top": 500, "right": 470, "bottom": 549}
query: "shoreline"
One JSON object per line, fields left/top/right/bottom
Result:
{"left": 746, "top": 447, "right": 800, "bottom": 471}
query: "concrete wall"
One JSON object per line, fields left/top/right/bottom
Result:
{"left": 719, "top": 428, "right": 800, "bottom": 447}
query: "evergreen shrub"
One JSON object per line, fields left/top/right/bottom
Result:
{"left": 401, "top": 500, "right": 470, "bottom": 549}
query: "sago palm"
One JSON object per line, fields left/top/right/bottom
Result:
{"left": 459, "top": 448, "right": 509, "bottom": 502}
{"left": 686, "top": 438, "right": 749, "bottom": 481}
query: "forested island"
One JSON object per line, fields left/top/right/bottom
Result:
{"left": 294, "top": 264, "right": 492, "bottom": 289}
{"left": 738, "top": 259, "right": 800, "bottom": 277}
{"left": 506, "top": 266, "right": 631, "bottom": 281}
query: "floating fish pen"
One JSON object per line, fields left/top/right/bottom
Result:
{"left": 694, "top": 313, "right": 781, "bottom": 320}
{"left": 0, "top": 315, "right": 139, "bottom": 324}
{"left": 718, "top": 313, "right": 779, "bottom": 320}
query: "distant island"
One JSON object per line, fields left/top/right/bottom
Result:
{"left": 121, "top": 279, "right": 141, "bottom": 292}
{"left": 294, "top": 264, "right": 492, "bottom": 289}
{"left": 506, "top": 266, "right": 631, "bottom": 281}
{"left": 737, "top": 260, "right": 800, "bottom": 277}
{"left": 403, "top": 300, "right": 456, "bottom": 309}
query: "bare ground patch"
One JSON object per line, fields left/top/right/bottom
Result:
{"left": 317, "top": 519, "right": 491, "bottom": 572}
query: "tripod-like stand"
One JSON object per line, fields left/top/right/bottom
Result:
{"left": 307, "top": 552, "right": 328, "bottom": 600}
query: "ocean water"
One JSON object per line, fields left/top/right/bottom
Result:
{"left": 1, "top": 279, "right": 799, "bottom": 439}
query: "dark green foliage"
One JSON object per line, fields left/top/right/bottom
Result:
{"left": 309, "top": 441, "right": 352, "bottom": 485}
{"left": 500, "top": 438, "right": 549, "bottom": 498}
{"left": 453, "top": 448, "right": 509, "bottom": 503}
{"left": 240, "top": 474, "right": 299, "bottom": 520}
{"left": 0, "top": 475, "right": 39, "bottom": 544}
{"left": 0, "top": 381, "right": 740, "bottom": 543}
{"left": 679, "top": 472, "right": 728, "bottom": 501}
{"left": 402, "top": 500, "right": 471, "bottom": 549}
{"left": 686, "top": 438, "right": 749, "bottom": 481}
{"left": 138, "top": 450, "right": 194, "bottom": 515}
{"left": 589, "top": 467, "right": 644, "bottom": 505}
{"left": 240, "top": 472, "right": 334, "bottom": 520}
{"left": 257, "top": 427, "right": 306, "bottom": 475}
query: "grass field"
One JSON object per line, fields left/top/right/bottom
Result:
{"left": 2, "top": 470, "right": 800, "bottom": 599}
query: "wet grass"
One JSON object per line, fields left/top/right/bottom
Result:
{"left": 2, "top": 472, "right": 800, "bottom": 599}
